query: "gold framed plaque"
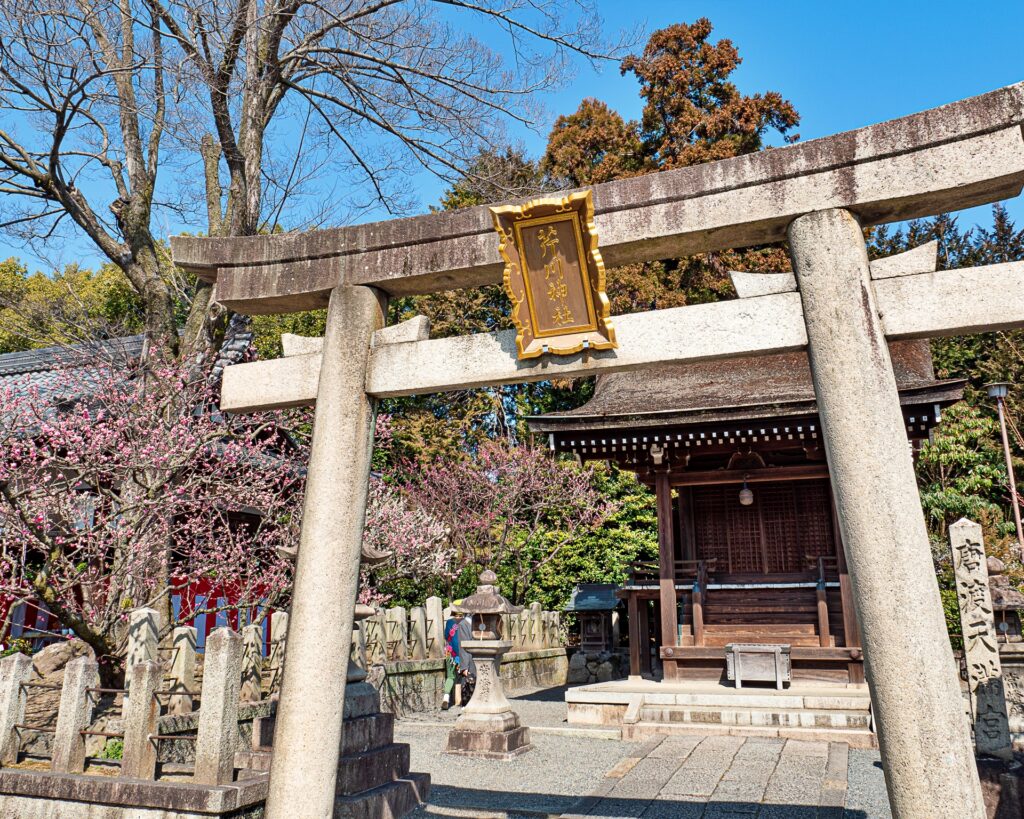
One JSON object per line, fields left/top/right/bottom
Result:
{"left": 490, "top": 190, "right": 617, "bottom": 360}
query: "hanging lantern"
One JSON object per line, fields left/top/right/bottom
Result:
{"left": 739, "top": 475, "right": 754, "bottom": 506}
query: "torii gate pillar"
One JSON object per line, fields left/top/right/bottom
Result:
{"left": 265, "top": 285, "right": 384, "bottom": 819}
{"left": 789, "top": 209, "right": 985, "bottom": 818}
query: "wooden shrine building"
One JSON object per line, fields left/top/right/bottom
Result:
{"left": 529, "top": 339, "right": 963, "bottom": 685}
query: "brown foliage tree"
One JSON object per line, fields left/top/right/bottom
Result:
{"left": 543, "top": 98, "right": 647, "bottom": 186}
{"left": 621, "top": 19, "right": 799, "bottom": 169}
{"left": 543, "top": 20, "right": 800, "bottom": 315}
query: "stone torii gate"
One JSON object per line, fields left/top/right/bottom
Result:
{"left": 172, "top": 83, "right": 1024, "bottom": 819}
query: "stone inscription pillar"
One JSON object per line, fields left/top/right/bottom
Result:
{"left": 265, "top": 285, "right": 384, "bottom": 819}
{"left": 950, "top": 518, "right": 1012, "bottom": 758}
{"left": 788, "top": 208, "right": 985, "bottom": 818}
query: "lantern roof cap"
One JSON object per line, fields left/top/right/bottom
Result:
{"left": 452, "top": 570, "right": 522, "bottom": 615}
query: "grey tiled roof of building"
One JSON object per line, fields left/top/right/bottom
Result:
{"left": 0, "top": 336, "right": 147, "bottom": 407}
{"left": 564, "top": 583, "right": 622, "bottom": 612}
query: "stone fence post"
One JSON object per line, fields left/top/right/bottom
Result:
{"left": 0, "top": 653, "right": 31, "bottom": 765}
{"left": 530, "top": 603, "right": 543, "bottom": 649}
{"left": 425, "top": 597, "right": 444, "bottom": 659}
{"left": 240, "top": 624, "right": 263, "bottom": 702}
{"left": 366, "top": 610, "right": 387, "bottom": 665}
{"left": 125, "top": 607, "right": 159, "bottom": 698}
{"left": 51, "top": 656, "right": 98, "bottom": 773}
{"left": 168, "top": 626, "right": 197, "bottom": 716}
{"left": 121, "top": 661, "right": 162, "bottom": 780}
{"left": 351, "top": 622, "right": 367, "bottom": 673}
{"left": 386, "top": 606, "right": 408, "bottom": 661}
{"left": 195, "top": 628, "right": 243, "bottom": 785}
{"left": 268, "top": 611, "right": 288, "bottom": 695}
{"left": 409, "top": 607, "right": 427, "bottom": 661}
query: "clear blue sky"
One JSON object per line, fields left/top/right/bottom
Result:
{"left": 3, "top": 1, "right": 1023, "bottom": 272}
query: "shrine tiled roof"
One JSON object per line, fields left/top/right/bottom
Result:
{"left": 528, "top": 340, "right": 965, "bottom": 434}
{"left": 564, "top": 583, "right": 622, "bottom": 612}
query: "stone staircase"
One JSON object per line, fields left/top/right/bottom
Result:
{"left": 567, "top": 680, "right": 877, "bottom": 749}
{"left": 234, "top": 682, "right": 430, "bottom": 817}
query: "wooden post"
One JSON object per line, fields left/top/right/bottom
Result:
{"left": 816, "top": 582, "right": 831, "bottom": 648}
{"left": 638, "top": 600, "right": 651, "bottom": 676}
{"left": 692, "top": 565, "right": 706, "bottom": 648}
{"left": 626, "top": 593, "right": 640, "bottom": 679}
{"left": 655, "top": 471, "right": 678, "bottom": 680}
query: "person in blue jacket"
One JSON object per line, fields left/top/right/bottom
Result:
{"left": 441, "top": 611, "right": 462, "bottom": 710}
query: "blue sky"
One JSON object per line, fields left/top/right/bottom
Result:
{"left": 3, "top": 1, "right": 1023, "bottom": 272}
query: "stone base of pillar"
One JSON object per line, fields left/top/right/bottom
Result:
{"left": 235, "top": 681, "right": 429, "bottom": 818}
{"left": 333, "top": 681, "right": 429, "bottom": 818}
{"left": 445, "top": 709, "right": 533, "bottom": 760}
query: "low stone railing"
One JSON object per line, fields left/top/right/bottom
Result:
{"left": 353, "top": 597, "right": 561, "bottom": 666}
{"left": 0, "top": 626, "right": 251, "bottom": 786}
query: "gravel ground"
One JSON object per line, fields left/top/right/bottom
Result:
{"left": 398, "top": 687, "right": 638, "bottom": 817}
{"left": 399, "top": 686, "right": 571, "bottom": 729}
{"left": 844, "top": 751, "right": 892, "bottom": 819}
{"left": 398, "top": 725, "right": 640, "bottom": 817}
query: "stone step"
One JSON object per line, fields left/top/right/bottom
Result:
{"left": 568, "top": 688, "right": 871, "bottom": 712}
{"left": 335, "top": 742, "right": 412, "bottom": 796}
{"left": 638, "top": 703, "right": 872, "bottom": 730}
{"left": 623, "top": 720, "right": 877, "bottom": 750}
{"left": 334, "top": 771, "right": 430, "bottom": 819}
{"left": 643, "top": 692, "right": 871, "bottom": 711}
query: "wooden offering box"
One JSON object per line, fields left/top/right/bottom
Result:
{"left": 726, "top": 643, "right": 792, "bottom": 689}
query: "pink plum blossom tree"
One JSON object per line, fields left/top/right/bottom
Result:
{"left": 405, "top": 439, "right": 613, "bottom": 603}
{"left": 0, "top": 349, "right": 451, "bottom": 680}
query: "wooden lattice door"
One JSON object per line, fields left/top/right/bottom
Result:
{"left": 691, "top": 479, "right": 836, "bottom": 574}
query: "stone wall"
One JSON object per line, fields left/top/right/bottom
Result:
{"left": 567, "top": 648, "right": 628, "bottom": 685}
{"left": 372, "top": 648, "right": 568, "bottom": 717}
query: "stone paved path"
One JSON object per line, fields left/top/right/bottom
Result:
{"left": 563, "top": 734, "right": 888, "bottom": 819}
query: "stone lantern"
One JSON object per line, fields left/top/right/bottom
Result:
{"left": 445, "top": 570, "right": 533, "bottom": 759}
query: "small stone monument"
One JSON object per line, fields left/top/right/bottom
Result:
{"left": 445, "top": 570, "right": 532, "bottom": 759}
{"left": 950, "top": 518, "right": 1013, "bottom": 759}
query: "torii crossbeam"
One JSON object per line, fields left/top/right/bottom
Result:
{"left": 173, "top": 83, "right": 1024, "bottom": 819}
